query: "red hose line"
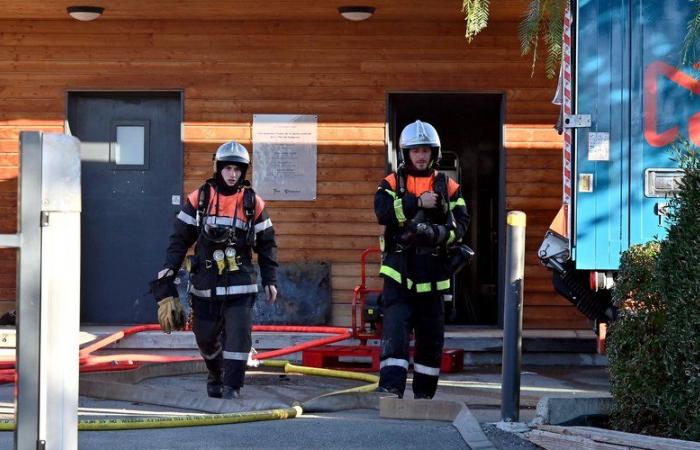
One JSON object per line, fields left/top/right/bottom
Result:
{"left": 254, "top": 331, "right": 352, "bottom": 360}
{"left": 79, "top": 324, "right": 161, "bottom": 357}
{"left": 252, "top": 325, "right": 349, "bottom": 334}
{"left": 0, "top": 323, "right": 354, "bottom": 384}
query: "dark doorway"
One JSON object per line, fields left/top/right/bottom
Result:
{"left": 387, "top": 93, "right": 504, "bottom": 326}
{"left": 67, "top": 92, "right": 183, "bottom": 324}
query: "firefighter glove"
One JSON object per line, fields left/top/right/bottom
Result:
{"left": 157, "top": 296, "right": 185, "bottom": 334}
{"left": 412, "top": 223, "right": 448, "bottom": 246}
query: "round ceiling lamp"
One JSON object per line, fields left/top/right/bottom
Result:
{"left": 67, "top": 6, "right": 105, "bottom": 22}
{"left": 338, "top": 6, "right": 375, "bottom": 22}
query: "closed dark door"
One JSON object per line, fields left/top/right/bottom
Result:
{"left": 67, "top": 92, "right": 182, "bottom": 324}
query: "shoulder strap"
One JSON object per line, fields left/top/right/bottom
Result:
{"left": 242, "top": 183, "right": 257, "bottom": 246}
{"left": 434, "top": 172, "right": 457, "bottom": 231}
{"left": 195, "top": 182, "right": 212, "bottom": 228}
{"left": 395, "top": 168, "right": 407, "bottom": 198}
{"left": 433, "top": 172, "right": 449, "bottom": 200}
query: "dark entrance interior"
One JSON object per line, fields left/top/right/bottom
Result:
{"left": 388, "top": 93, "right": 503, "bottom": 326}
{"left": 67, "top": 91, "right": 183, "bottom": 324}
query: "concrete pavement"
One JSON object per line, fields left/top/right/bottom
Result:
{"left": 0, "top": 363, "right": 609, "bottom": 449}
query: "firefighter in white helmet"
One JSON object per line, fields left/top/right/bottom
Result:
{"left": 150, "top": 140, "right": 278, "bottom": 400}
{"left": 374, "top": 120, "right": 471, "bottom": 398}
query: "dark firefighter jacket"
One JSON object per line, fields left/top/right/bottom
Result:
{"left": 375, "top": 170, "right": 469, "bottom": 294}
{"left": 164, "top": 183, "right": 278, "bottom": 300}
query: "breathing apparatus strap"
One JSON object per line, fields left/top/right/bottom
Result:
{"left": 196, "top": 182, "right": 212, "bottom": 228}
{"left": 242, "top": 184, "right": 257, "bottom": 247}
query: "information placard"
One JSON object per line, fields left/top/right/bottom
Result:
{"left": 252, "top": 114, "right": 317, "bottom": 201}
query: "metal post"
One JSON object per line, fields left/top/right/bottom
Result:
{"left": 15, "top": 132, "right": 43, "bottom": 450}
{"left": 5, "top": 132, "right": 81, "bottom": 450}
{"left": 501, "top": 211, "right": 526, "bottom": 423}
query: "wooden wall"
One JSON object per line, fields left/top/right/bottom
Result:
{"left": 0, "top": 15, "right": 589, "bottom": 329}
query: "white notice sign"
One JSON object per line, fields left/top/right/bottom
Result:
{"left": 252, "top": 114, "right": 317, "bottom": 201}
{"left": 587, "top": 132, "right": 610, "bottom": 161}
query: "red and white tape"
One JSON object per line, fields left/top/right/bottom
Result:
{"left": 562, "top": 5, "right": 573, "bottom": 205}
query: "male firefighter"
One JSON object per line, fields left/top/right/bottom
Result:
{"left": 375, "top": 120, "right": 470, "bottom": 399}
{"left": 150, "top": 140, "right": 278, "bottom": 400}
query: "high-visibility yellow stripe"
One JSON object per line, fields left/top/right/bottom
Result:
{"left": 416, "top": 282, "right": 431, "bottom": 293}
{"left": 436, "top": 279, "right": 450, "bottom": 291}
{"left": 450, "top": 198, "right": 466, "bottom": 210}
{"left": 379, "top": 265, "right": 413, "bottom": 289}
{"left": 446, "top": 230, "right": 456, "bottom": 245}
{"left": 380, "top": 187, "right": 397, "bottom": 199}
{"left": 416, "top": 279, "right": 451, "bottom": 293}
{"left": 393, "top": 198, "right": 406, "bottom": 224}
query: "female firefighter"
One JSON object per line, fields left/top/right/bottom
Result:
{"left": 150, "top": 140, "right": 278, "bottom": 400}
{"left": 374, "top": 120, "right": 470, "bottom": 399}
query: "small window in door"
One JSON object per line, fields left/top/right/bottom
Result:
{"left": 110, "top": 120, "right": 150, "bottom": 169}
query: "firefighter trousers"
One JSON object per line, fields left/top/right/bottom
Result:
{"left": 191, "top": 294, "right": 254, "bottom": 390}
{"left": 378, "top": 285, "right": 445, "bottom": 398}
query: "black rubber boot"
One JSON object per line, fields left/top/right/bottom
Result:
{"left": 207, "top": 380, "right": 223, "bottom": 398}
{"left": 413, "top": 393, "right": 433, "bottom": 400}
{"left": 374, "top": 386, "right": 403, "bottom": 399}
{"left": 205, "top": 357, "right": 223, "bottom": 398}
{"left": 222, "top": 386, "right": 241, "bottom": 399}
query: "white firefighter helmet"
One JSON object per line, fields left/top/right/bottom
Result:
{"left": 398, "top": 120, "right": 441, "bottom": 166}
{"left": 214, "top": 140, "right": 250, "bottom": 166}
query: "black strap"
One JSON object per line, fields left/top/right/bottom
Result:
{"left": 196, "top": 181, "right": 212, "bottom": 227}
{"left": 433, "top": 172, "right": 448, "bottom": 202}
{"left": 243, "top": 186, "right": 257, "bottom": 247}
{"left": 394, "top": 167, "right": 407, "bottom": 198}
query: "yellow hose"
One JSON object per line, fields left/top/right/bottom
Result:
{"left": 282, "top": 362, "right": 379, "bottom": 384}
{"left": 0, "top": 360, "right": 378, "bottom": 431}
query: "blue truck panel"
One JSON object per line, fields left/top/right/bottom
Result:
{"left": 574, "top": 0, "right": 691, "bottom": 271}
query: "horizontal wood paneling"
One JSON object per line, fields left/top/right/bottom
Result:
{"left": 0, "top": 3, "right": 587, "bottom": 329}
{"left": 0, "top": 3, "right": 532, "bottom": 22}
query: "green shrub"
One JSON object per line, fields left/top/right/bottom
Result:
{"left": 655, "top": 146, "right": 700, "bottom": 440}
{"left": 608, "top": 144, "right": 700, "bottom": 440}
{"left": 608, "top": 241, "right": 667, "bottom": 435}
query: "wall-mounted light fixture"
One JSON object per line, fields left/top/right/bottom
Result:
{"left": 67, "top": 6, "right": 105, "bottom": 21}
{"left": 338, "top": 6, "right": 375, "bottom": 22}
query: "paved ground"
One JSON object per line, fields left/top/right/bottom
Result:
{"left": 0, "top": 363, "right": 609, "bottom": 449}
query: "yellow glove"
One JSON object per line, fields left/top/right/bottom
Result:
{"left": 157, "top": 296, "right": 185, "bottom": 334}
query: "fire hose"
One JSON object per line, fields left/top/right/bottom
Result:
{"left": 0, "top": 325, "right": 383, "bottom": 431}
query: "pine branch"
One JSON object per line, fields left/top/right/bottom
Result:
{"left": 682, "top": 0, "right": 700, "bottom": 65}
{"left": 519, "top": 0, "right": 567, "bottom": 79}
{"left": 462, "top": 0, "right": 491, "bottom": 42}
{"left": 545, "top": 0, "right": 565, "bottom": 78}
{"left": 519, "top": 0, "right": 542, "bottom": 76}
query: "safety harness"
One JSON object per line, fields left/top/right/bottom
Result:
{"left": 196, "top": 180, "right": 257, "bottom": 247}
{"left": 383, "top": 168, "right": 455, "bottom": 292}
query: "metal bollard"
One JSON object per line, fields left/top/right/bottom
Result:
{"left": 501, "top": 211, "right": 526, "bottom": 423}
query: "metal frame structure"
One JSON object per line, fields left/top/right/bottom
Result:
{"left": 0, "top": 132, "right": 81, "bottom": 450}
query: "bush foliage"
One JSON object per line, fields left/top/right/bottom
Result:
{"left": 607, "top": 144, "right": 700, "bottom": 440}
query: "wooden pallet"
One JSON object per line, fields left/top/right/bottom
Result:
{"left": 525, "top": 425, "right": 700, "bottom": 450}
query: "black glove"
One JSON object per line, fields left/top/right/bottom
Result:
{"left": 413, "top": 223, "right": 436, "bottom": 246}
{"left": 406, "top": 223, "right": 448, "bottom": 247}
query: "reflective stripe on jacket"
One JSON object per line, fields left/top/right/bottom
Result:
{"left": 164, "top": 182, "right": 278, "bottom": 299}
{"left": 375, "top": 170, "right": 469, "bottom": 293}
